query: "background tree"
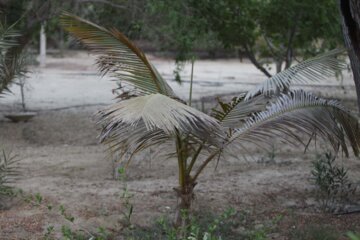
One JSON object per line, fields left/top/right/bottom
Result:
{"left": 339, "top": 0, "right": 360, "bottom": 111}
{"left": 256, "top": 0, "right": 342, "bottom": 73}
{"left": 192, "top": 0, "right": 343, "bottom": 76}
{"left": 143, "top": 0, "right": 221, "bottom": 82}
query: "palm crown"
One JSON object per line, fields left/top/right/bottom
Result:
{"left": 60, "top": 13, "right": 360, "bottom": 225}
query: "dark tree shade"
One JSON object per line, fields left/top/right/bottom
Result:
{"left": 339, "top": 0, "right": 360, "bottom": 111}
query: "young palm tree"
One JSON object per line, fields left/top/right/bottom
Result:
{"left": 60, "top": 13, "right": 360, "bottom": 226}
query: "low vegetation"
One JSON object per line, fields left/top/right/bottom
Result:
{"left": 0, "top": 149, "right": 18, "bottom": 208}
{"left": 311, "top": 151, "right": 357, "bottom": 213}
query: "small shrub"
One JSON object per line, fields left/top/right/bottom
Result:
{"left": 117, "top": 167, "right": 134, "bottom": 227}
{"left": 290, "top": 224, "right": 339, "bottom": 240}
{"left": 0, "top": 149, "right": 18, "bottom": 207}
{"left": 311, "top": 152, "right": 357, "bottom": 212}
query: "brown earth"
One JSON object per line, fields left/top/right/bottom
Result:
{"left": 0, "top": 105, "right": 359, "bottom": 239}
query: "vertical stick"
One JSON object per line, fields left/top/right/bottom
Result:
{"left": 40, "top": 23, "right": 46, "bottom": 67}
{"left": 189, "top": 57, "right": 195, "bottom": 106}
{"left": 20, "top": 79, "right": 25, "bottom": 111}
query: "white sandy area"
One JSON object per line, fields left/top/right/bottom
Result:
{"left": 0, "top": 51, "right": 356, "bottom": 111}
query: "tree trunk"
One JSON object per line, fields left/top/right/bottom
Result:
{"left": 339, "top": 0, "right": 360, "bottom": 112}
{"left": 173, "top": 181, "right": 195, "bottom": 228}
{"left": 276, "top": 60, "right": 282, "bottom": 73}
{"left": 242, "top": 46, "right": 272, "bottom": 78}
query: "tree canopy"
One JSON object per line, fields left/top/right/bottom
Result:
{"left": 0, "top": 0, "right": 346, "bottom": 78}
{"left": 190, "top": 0, "right": 343, "bottom": 75}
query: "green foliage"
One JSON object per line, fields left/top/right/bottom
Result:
{"left": 126, "top": 208, "right": 238, "bottom": 240}
{"left": 191, "top": 0, "right": 343, "bottom": 74}
{"left": 290, "top": 224, "right": 340, "bottom": 240}
{"left": 117, "top": 167, "right": 134, "bottom": 227}
{"left": 256, "top": 0, "right": 342, "bottom": 57}
{"left": 0, "top": 149, "right": 18, "bottom": 201}
{"left": 0, "top": 20, "right": 28, "bottom": 94}
{"left": 191, "top": 0, "right": 258, "bottom": 48}
{"left": 347, "top": 232, "right": 360, "bottom": 240}
{"left": 60, "top": 226, "right": 110, "bottom": 240}
{"left": 61, "top": 225, "right": 88, "bottom": 240}
{"left": 55, "top": 224, "right": 109, "bottom": 240}
{"left": 59, "top": 204, "right": 75, "bottom": 223}
{"left": 44, "top": 225, "right": 55, "bottom": 239}
{"left": 146, "top": 0, "right": 219, "bottom": 57}
{"left": 15, "top": 191, "right": 111, "bottom": 239}
{"left": 212, "top": 96, "right": 245, "bottom": 122}
{"left": 125, "top": 209, "right": 284, "bottom": 240}
{"left": 311, "top": 152, "right": 357, "bottom": 212}
{"left": 145, "top": 0, "right": 220, "bottom": 82}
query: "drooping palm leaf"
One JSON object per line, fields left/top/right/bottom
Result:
{"left": 98, "top": 94, "right": 225, "bottom": 149}
{"left": 245, "top": 49, "right": 347, "bottom": 100}
{"left": 0, "top": 22, "right": 26, "bottom": 95}
{"left": 60, "top": 13, "right": 176, "bottom": 97}
{"left": 0, "top": 22, "right": 20, "bottom": 50}
{"left": 229, "top": 90, "right": 360, "bottom": 157}
{"left": 102, "top": 125, "right": 172, "bottom": 165}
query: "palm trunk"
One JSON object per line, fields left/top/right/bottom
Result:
{"left": 174, "top": 134, "right": 194, "bottom": 229}
{"left": 173, "top": 181, "right": 195, "bottom": 228}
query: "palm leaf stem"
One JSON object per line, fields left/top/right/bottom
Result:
{"left": 192, "top": 150, "right": 221, "bottom": 183}
{"left": 176, "top": 132, "right": 186, "bottom": 189}
{"left": 186, "top": 143, "right": 203, "bottom": 175}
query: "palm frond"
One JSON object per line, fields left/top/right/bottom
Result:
{"left": 0, "top": 22, "right": 20, "bottom": 50}
{"left": 98, "top": 94, "right": 224, "bottom": 146}
{"left": 103, "top": 126, "right": 172, "bottom": 165}
{"left": 0, "top": 149, "right": 19, "bottom": 196}
{"left": 245, "top": 49, "right": 347, "bottom": 100}
{"left": 0, "top": 22, "right": 26, "bottom": 95}
{"left": 212, "top": 94, "right": 268, "bottom": 129}
{"left": 60, "top": 12, "right": 176, "bottom": 97}
{"left": 228, "top": 90, "right": 360, "bottom": 157}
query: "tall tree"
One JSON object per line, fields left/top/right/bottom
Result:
{"left": 192, "top": 0, "right": 343, "bottom": 77}
{"left": 339, "top": 0, "right": 360, "bottom": 111}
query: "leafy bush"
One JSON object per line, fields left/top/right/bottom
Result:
{"left": 311, "top": 152, "right": 357, "bottom": 212}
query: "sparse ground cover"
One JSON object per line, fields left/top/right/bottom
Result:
{"left": 0, "top": 52, "right": 359, "bottom": 239}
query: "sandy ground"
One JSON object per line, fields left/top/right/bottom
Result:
{"left": 0, "top": 51, "right": 357, "bottom": 111}
{"left": 0, "top": 51, "right": 359, "bottom": 239}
